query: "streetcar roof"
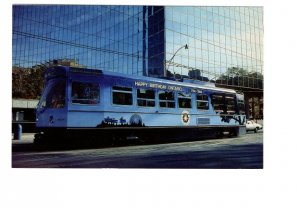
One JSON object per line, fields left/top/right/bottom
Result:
{"left": 47, "top": 66, "right": 237, "bottom": 94}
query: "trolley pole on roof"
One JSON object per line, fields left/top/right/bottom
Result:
{"left": 164, "top": 44, "right": 188, "bottom": 78}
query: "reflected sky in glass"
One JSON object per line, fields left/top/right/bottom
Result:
{"left": 13, "top": 5, "right": 263, "bottom": 87}
{"left": 165, "top": 6, "right": 263, "bottom": 80}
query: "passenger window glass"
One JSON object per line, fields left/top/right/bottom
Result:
{"left": 211, "top": 94, "right": 224, "bottom": 113}
{"left": 225, "top": 96, "right": 236, "bottom": 114}
{"left": 137, "top": 89, "right": 155, "bottom": 107}
{"left": 72, "top": 82, "right": 100, "bottom": 104}
{"left": 112, "top": 86, "right": 132, "bottom": 105}
{"left": 238, "top": 102, "right": 245, "bottom": 114}
{"left": 237, "top": 94, "right": 245, "bottom": 114}
{"left": 159, "top": 91, "right": 175, "bottom": 108}
{"left": 178, "top": 92, "right": 192, "bottom": 108}
{"left": 196, "top": 94, "right": 209, "bottom": 110}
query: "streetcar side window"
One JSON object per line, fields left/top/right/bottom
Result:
{"left": 178, "top": 92, "right": 192, "bottom": 108}
{"left": 137, "top": 88, "right": 155, "bottom": 107}
{"left": 112, "top": 86, "right": 133, "bottom": 105}
{"left": 196, "top": 94, "right": 209, "bottom": 110}
{"left": 225, "top": 96, "right": 236, "bottom": 114}
{"left": 71, "top": 82, "right": 100, "bottom": 105}
{"left": 211, "top": 94, "right": 224, "bottom": 113}
{"left": 158, "top": 91, "right": 175, "bottom": 108}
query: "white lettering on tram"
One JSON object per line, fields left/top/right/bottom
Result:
{"left": 167, "top": 85, "right": 182, "bottom": 91}
{"left": 149, "top": 83, "right": 167, "bottom": 90}
{"left": 135, "top": 81, "right": 148, "bottom": 87}
{"left": 135, "top": 81, "right": 183, "bottom": 92}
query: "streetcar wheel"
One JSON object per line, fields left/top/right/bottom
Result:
{"left": 216, "top": 131, "right": 223, "bottom": 138}
{"left": 229, "top": 129, "right": 238, "bottom": 137}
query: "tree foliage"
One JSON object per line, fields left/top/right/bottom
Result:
{"left": 12, "top": 65, "right": 45, "bottom": 99}
{"left": 12, "top": 59, "right": 84, "bottom": 99}
{"left": 216, "top": 67, "right": 263, "bottom": 89}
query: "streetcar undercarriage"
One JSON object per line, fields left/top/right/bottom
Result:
{"left": 34, "top": 125, "right": 246, "bottom": 146}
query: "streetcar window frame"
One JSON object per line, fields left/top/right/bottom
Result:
{"left": 71, "top": 81, "right": 100, "bottom": 105}
{"left": 112, "top": 85, "right": 133, "bottom": 106}
{"left": 196, "top": 94, "right": 209, "bottom": 110}
{"left": 178, "top": 92, "right": 192, "bottom": 109}
{"left": 158, "top": 90, "right": 175, "bottom": 108}
{"left": 137, "top": 88, "right": 156, "bottom": 107}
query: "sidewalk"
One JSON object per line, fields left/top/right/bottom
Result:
{"left": 12, "top": 133, "right": 35, "bottom": 144}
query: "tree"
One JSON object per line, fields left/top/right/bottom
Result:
{"left": 216, "top": 67, "right": 263, "bottom": 89}
{"left": 12, "top": 65, "right": 45, "bottom": 99}
{"left": 12, "top": 58, "right": 85, "bottom": 99}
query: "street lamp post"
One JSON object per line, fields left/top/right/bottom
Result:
{"left": 164, "top": 44, "right": 188, "bottom": 78}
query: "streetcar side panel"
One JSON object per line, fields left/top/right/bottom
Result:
{"left": 66, "top": 71, "right": 104, "bottom": 127}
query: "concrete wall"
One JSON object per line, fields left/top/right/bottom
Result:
{"left": 12, "top": 99, "right": 39, "bottom": 109}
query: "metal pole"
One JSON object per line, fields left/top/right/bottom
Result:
{"left": 13, "top": 123, "right": 22, "bottom": 140}
{"left": 165, "top": 44, "right": 188, "bottom": 76}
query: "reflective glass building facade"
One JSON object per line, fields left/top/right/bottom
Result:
{"left": 13, "top": 5, "right": 263, "bottom": 118}
{"left": 164, "top": 7, "right": 263, "bottom": 87}
{"left": 13, "top": 5, "right": 149, "bottom": 76}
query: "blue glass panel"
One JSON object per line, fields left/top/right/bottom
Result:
{"left": 12, "top": 5, "right": 263, "bottom": 89}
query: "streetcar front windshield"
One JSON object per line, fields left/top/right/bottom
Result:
{"left": 38, "top": 78, "right": 66, "bottom": 109}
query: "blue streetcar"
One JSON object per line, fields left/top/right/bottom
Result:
{"left": 35, "top": 66, "right": 246, "bottom": 142}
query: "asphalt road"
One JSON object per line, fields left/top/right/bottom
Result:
{"left": 12, "top": 131, "right": 263, "bottom": 168}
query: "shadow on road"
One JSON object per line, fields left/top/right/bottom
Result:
{"left": 12, "top": 133, "right": 238, "bottom": 152}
